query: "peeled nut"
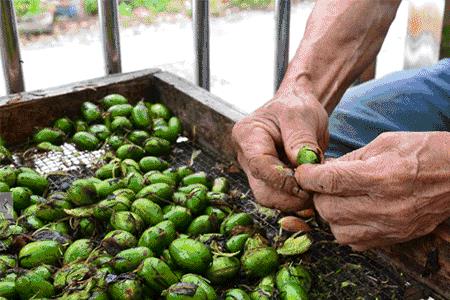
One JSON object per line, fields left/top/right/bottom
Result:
{"left": 278, "top": 216, "right": 311, "bottom": 233}
{"left": 296, "top": 208, "right": 315, "bottom": 218}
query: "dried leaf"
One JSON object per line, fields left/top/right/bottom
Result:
{"left": 277, "top": 234, "right": 312, "bottom": 256}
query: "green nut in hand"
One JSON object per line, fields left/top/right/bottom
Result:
{"left": 296, "top": 146, "right": 319, "bottom": 165}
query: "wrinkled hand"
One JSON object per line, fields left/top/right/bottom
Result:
{"left": 296, "top": 132, "right": 450, "bottom": 250}
{"left": 232, "top": 90, "right": 329, "bottom": 212}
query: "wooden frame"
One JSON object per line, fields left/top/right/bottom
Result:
{"left": 0, "top": 69, "right": 447, "bottom": 297}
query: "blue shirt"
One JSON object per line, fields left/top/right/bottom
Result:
{"left": 326, "top": 59, "right": 450, "bottom": 158}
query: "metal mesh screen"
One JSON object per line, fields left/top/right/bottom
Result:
{"left": 7, "top": 139, "right": 443, "bottom": 300}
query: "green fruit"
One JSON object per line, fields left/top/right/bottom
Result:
{"left": 110, "top": 211, "right": 144, "bottom": 235}
{"left": 75, "top": 119, "right": 89, "bottom": 132}
{"left": 0, "top": 182, "right": 9, "bottom": 192}
{"left": 241, "top": 247, "right": 278, "bottom": 278}
{"left": 172, "top": 192, "right": 187, "bottom": 206}
{"left": 275, "top": 265, "right": 312, "bottom": 292}
{"left": 128, "top": 130, "right": 151, "bottom": 145}
{"left": 149, "top": 103, "right": 171, "bottom": 120}
{"left": 72, "top": 131, "right": 100, "bottom": 150}
{"left": 19, "top": 240, "right": 63, "bottom": 268}
{"left": 163, "top": 205, "right": 192, "bottom": 231}
{"left": 0, "top": 146, "right": 11, "bottom": 164}
{"left": 113, "top": 188, "right": 136, "bottom": 200}
{"left": 153, "top": 124, "right": 179, "bottom": 143}
{"left": 177, "top": 166, "right": 194, "bottom": 180}
{"left": 37, "top": 141, "right": 63, "bottom": 152}
{"left": 108, "top": 278, "right": 143, "bottom": 300}
{"left": 0, "top": 281, "right": 15, "bottom": 298}
{"left": 182, "top": 172, "right": 210, "bottom": 187}
{"left": 0, "top": 255, "right": 15, "bottom": 269}
{"left": 54, "top": 117, "right": 75, "bottom": 135}
{"left": 125, "top": 172, "right": 145, "bottom": 193}
{"left": 64, "top": 239, "right": 94, "bottom": 264}
{"left": 10, "top": 187, "right": 32, "bottom": 211}
{"left": 120, "top": 159, "right": 140, "bottom": 175}
{"left": 131, "top": 101, "right": 152, "bottom": 129}
{"left": 30, "top": 265, "right": 52, "bottom": 280}
{"left": 278, "top": 282, "right": 309, "bottom": 300}
{"left": 136, "top": 183, "right": 173, "bottom": 204}
{"left": 226, "top": 233, "right": 250, "bottom": 254}
{"left": 205, "top": 207, "right": 226, "bottom": 223}
{"left": 113, "top": 246, "right": 153, "bottom": 273}
{"left": 220, "top": 213, "right": 253, "bottom": 235}
{"left": 67, "top": 178, "right": 98, "bottom": 206}
{"left": 181, "top": 274, "right": 217, "bottom": 300}
{"left": 101, "top": 94, "right": 128, "bottom": 109}
{"left": 0, "top": 166, "right": 16, "bottom": 186}
{"left": 164, "top": 282, "right": 208, "bottom": 300}
{"left": 111, "top": 116, "right": 133, "bottom": 132}
{"left": 16, "top": 271, "right": 55, "bottom": 299}
{"left": 146, "top": 172, "right": 176, "bottom": 186}
{"left": 96, "top": 162, "right": 121, "bottom": 179}
{"left": 94, "top": 197, "right": 130, "bottom": 220}
{"left": 49, "top": 221, "right": 70, "bottom": 235}
{"left": 131, "top": 198, "right": 163, "bottom": 226}
{"left": 24, "top": 215, "right": 44, "bottom": 229}
{"left": 168, "top": 116, "right": 182, "bottom": 136}
{"left": 143, "top": 137, "right": 171, "bottom": 156}
{"left": 82, "top": 101, "right": 102, "bottom": 123}
{"left": 139, "top": 156, "right": 169, "bottom": 172}
{"left": 102, "top": 230, "right": 137, "bottom": 255}
{"left": 296, "top": 146, "right": 319, "bottom": 165}
{"left": 250, "top": 275, "right": 276, "bottom": 300}
{"left": 108, "top": 104, "right": 133, "bottom": 118}
{"left": 16, "top": 171, "right": 47, "bottom": 195}
{"left": 225, "top": 289, "right": 250, "bottom": 300}
{"left": 116, "top": 144, "right": 145, "bottom": 161}
{"left": 169, "top": 238, "right": 212, "bottom": 274}
{"left": 138, "top": 220, "right": 176, "bottom": 255}
{"left": 35, "top": 198, "right": 71, "bottom": 221}
{"left": 187, "top": 215, "right": 216, "bottom": 236}
{"left": 107, "top": 135, "right": 126, "bottom": 150}
{"left": 137, "top": 257, "right": 179, "bottom": 293}
{"left": 211, "top": 177, "right": 229, "bottom": 193}
{"left": 185, "top": 188, "right": 209, "bottom": 215}
{"left": 54, "top": 262, "right": 91, "bottom": 290}
{"left": 206, "top": 256, "right": 240, "bottom": 284}
{"left": 96, "top": 177, "right": 127, "bottom": 198}
{"left": 33, "top": 128, "right": 65, "bottom": 145}
{"left": 89, "top": 124, "right": 111, "bottom": 141}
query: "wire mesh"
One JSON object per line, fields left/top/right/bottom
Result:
{"left": 5, "top": 139, "right": 443, "bottom": 300}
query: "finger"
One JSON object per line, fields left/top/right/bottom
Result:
{"left": 330, "top": 224, "right": 384, "bottom": 248}
{"left": 295, "top": 158, "right": 380, "bottom": 196}
{"left": 235, "top": 122, "right": 303, "bottom": 196}
{"left": 248, "top": 175, "right": 312, "bottom": 212}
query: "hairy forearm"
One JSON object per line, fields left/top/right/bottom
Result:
{"left": 277, "top": 0, "right": 401, "bottom": 113}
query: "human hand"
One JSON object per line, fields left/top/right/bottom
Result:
{"left": 232, "top": 88, "right": 329, "bottom": 212}
{"left": 295, "top": 132, "right": 450, "bottom": 250}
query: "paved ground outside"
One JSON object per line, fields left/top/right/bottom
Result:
{"left": 0, "top": 1, "right": 409, "bottom": 113}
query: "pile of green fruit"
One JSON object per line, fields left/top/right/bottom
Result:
{"left": 0, "top": 94, "right": 312, "bottom": 299}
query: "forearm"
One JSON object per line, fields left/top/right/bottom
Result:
{"left": 277, "top": 0, "right": 401, "bottom": 113}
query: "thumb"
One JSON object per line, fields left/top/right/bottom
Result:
{"left": 295, "top": 159, "right": 377, "bottom": 196}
